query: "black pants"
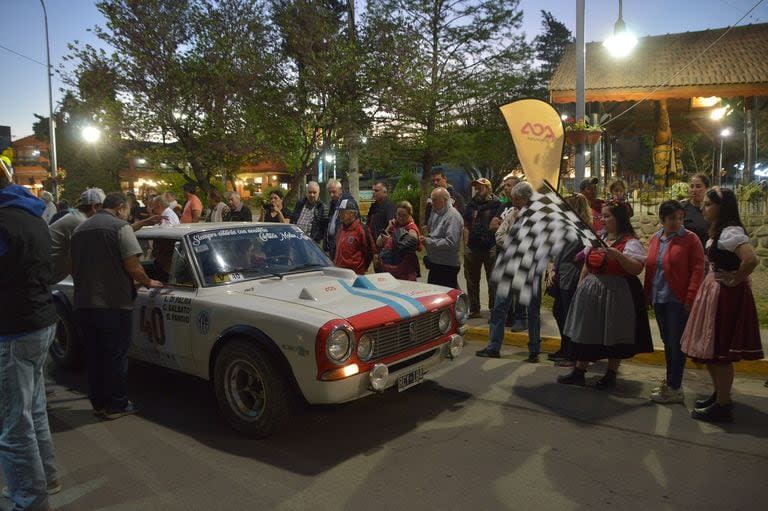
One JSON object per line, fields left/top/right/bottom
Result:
{"left": 552, "top": 287, "right": 576, "bottom": 358}
{"left": 427, "top": 262, "right": 461, "bottom": 289}
{"left": 76, "top": 308, "right": 132, "bottom": 412}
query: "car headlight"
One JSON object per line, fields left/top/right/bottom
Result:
{"left": 327, "top": 327, "right": 352, "bottom": 362}
{"left": 438, "top": 310, "right": 451, "bottom": 334}
{"left": 357, "top": 334, "right": 374, "bottom": 361}
{"left": 454, "top": 294, "right": 469, "bottom": 324}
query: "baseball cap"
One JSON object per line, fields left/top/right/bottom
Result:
{"left": 579, "top": 177, "right": 599, "bottom": 191}
{"left": 0, "top": 155, "right": 13, "bottom": 182}
{"left": 471, "top": 178, "right": 492, "bottom": 188}
{"left": 337, "top": 197, "right": 359, "bottom": 211}
{"left": 80, "top": 187, "right": 106, "bottom": 205}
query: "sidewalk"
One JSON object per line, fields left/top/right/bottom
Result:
{"left": 436, "top": 264, "right": 768, "bottom": 378}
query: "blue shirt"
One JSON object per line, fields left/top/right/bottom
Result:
{"left": 651, "top": 226, "right": 686, "bottom": 304}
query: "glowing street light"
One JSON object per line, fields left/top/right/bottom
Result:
{"left": 603, "top": 0, "right": 638, "bottom": 58}
{"left": 82, "top": 126, "right": 102, "bottom": 144}
{"left": 717, "top": 128, "right": 733, "bottom": 186}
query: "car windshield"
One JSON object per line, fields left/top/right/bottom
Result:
{"left": 188, "top": 225, "right": 332, "bottom": 286}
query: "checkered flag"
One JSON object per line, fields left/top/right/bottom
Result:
{"left": 491, "top": 183, "right": 603, "bottom": 306}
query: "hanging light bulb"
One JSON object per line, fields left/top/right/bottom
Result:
{"left": 603, "top": 0, "right": 637, "bottom": 58}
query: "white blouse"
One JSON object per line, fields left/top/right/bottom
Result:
{"left": 705, "top": 226, "right": 750, "bottom": 253}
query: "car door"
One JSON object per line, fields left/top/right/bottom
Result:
{"left": 132, "top": 239, "right": 197, "bottom": 372}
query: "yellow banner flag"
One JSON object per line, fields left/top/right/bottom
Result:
{"left": 499, "top": 99, "right": 564, "bottom": 190}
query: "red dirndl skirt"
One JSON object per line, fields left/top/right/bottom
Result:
{"left": 680, "top": 271, "right": 763, "bottom": 363}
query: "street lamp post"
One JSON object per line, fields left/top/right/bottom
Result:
{"left": 718, "top": 127, "right": 732, "bottom": 187}
{"left": 40, "top": 0, "right": 58, "bottom": 201}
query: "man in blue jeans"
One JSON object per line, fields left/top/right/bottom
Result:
{"left": 0, "top": 156, "right": 60, "bottom": 511}
{"left": 475, "top": 181, "right": 542, "bottom": 362}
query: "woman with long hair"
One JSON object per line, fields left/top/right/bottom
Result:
{"left": 680, "top": 188, "right": 763, "bottom": 422}
{"left": 376, "top": 201, "right": 422, "bottom": 281}
{"left": 557, "top": 201, "right": 653, "bottom": 388}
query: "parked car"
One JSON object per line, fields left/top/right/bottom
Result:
{"left": 51, "top": 222, "right": 468, "bottom": 437}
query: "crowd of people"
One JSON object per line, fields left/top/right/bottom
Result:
{"left": 1, "top": 155, "right": 765, "bottom": 509}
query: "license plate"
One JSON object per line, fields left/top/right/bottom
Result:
{"left": 397, "top": 366, "right": 424, "bottom": 392}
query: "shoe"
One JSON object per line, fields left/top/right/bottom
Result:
{"left": 2, "top": 480, "right": 61, "bottom": 498}
{"left": 102, "top": 401, "right": 138, "bottom": 420}
{"left": 555, "top": 360, "right": 575, "bottom": 367}
{"left": 475, "top": 348, "right": 500, "bottom": 358}
{"left": 468, "top": 311, "right": 482, "bottom": 319}
{"left": 651, "top": 386, "right": 685, "bottom": 404}
{"left": 694, "top": 392, "right": 717, "bottom": 410}
{"left": 594, "top": 370, "right": 617, "bottom": 390}
{"left": 93, "top": 408, "right": 106, "bottom": 418}
{"left": 509, "top": 321, "right": 527, "bottom": 332}
{"left": 557, "top": 368, "right": 586, "bottom": 386}
{"left": 691, "top": 402, "right": 734, "bottom": 423}
{"left": 651, "top": 379, "right": 667, "bottom": 394}
{"left": 547, "top": 351, "right": 566, "bottom": 361}
{"left": 525, "top": 353, "right": 540, "bottom": 363}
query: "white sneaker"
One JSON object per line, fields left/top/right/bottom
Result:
{"left": 651, "top": 386, "right": 685, "bottom": 404}
{"left": 651, "top": 379, "right": 668, "bottom": 394}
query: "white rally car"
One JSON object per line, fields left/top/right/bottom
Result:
{"left": 52, "top": 222, "right": 468, "bottom": 436}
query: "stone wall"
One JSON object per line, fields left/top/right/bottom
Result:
{"left": 630, "top": 211, "right": 768, "bottom": 271}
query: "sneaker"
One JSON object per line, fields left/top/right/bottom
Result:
{"left": 694, "top": 392, "right": 717, "bottom": 409}
{"left": 475, "top": 348, "right": 500, "bottom": 359}
{"left": 651, "top": 379, "right": 668, "bottom": 394}
{"left": 691, "top": 402, "right": 734, "bottom": 423}
{"left": 102, "top": 401, "right": 139, "bottom": 420}
{"left": 651, "top": 386, "right": 685, "bottom": 404}
{"left": 2, "top": 480, "right": 61, "bottom": 498}
{"left": 525, "top": 353, "right": 540, "bottom": 363}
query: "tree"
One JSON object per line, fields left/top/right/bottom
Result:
{"left": 363, "top": 0, "right": 530, "bottom": 223}
{"left": 64, "top": 0, "right": 285, "bottom": 195}
{"left": 533, "top": 11, "right": 573, "bottom": 84}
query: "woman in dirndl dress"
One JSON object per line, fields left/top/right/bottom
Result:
{"left": 680, "top": 187, "right": 763, "bottom": 423}
{"left": 557, "top": 201, "right": 653, "bottom": 388}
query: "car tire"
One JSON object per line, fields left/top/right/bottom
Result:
{"left": 49, "top": 300, "right": 83, "bottom": 370}
{"left": 213, "top": 339, "right": 294, "bottom": 437}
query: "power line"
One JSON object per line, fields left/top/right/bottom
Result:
{"left": 603, "top": 0, "right": 767, "bottom": 127}
{"left": 0, "top": 43, "right": 47, "bottom": 67}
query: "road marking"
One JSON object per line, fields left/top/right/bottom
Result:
{"left": 653, "top": 405, "right": 672, "bottom": 437}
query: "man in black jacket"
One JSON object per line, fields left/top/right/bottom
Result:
{"left": 0, "top": 157, "right": 61, "bottom": 510}
{"left": 366, "top": 181, "right": 396, "bottom": 242}
{"left": 290, "top": 181, "right": 327, "bottom": 244}
{"left": 463, "top": 178, "right": 502, "bottom": 318}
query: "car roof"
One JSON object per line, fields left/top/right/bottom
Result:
{"left": 135, "top": 222, "right": 289, "bottom": 240}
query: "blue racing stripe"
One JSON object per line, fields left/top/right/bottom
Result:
{"left": 353, "top": 276, "right": 428, "bottom": 314}
{"left": 338, "top": 280, "right": 411, "bottom": 319}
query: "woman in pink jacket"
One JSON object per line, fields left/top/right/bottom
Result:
{"left": 644, "top": 200, "right": 705, "bottom": 404}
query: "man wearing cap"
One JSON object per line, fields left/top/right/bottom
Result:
{"left": 0, "top": 157, "right": 61, "bottom": 511}
{"left": 334, "top": 198, "right": 374, "bottom": 275}
{"left": 463, "top": 177, "right": 502, "bottom": 318}
{"left": 49, "top": 187, "right": 106, "bottom": 283}
{"left": 579, "top": 178, "right": 604, "bottom": 232}
{"left": 180, "top": 182, "right": 203, "bottom": 223}
{"left": 71, "top": 192, "right": 163, "bottom": 420}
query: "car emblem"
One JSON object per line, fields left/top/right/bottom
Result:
{"left": 409, "top": 322, "right": 416, "bottom": 343}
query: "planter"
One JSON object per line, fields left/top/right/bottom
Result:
{"left": 566, "top": 129, "right": 602, "bottom": 146}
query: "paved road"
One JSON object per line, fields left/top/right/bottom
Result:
{"left": 2, "top": 342, "right": 767, "bottom": 511}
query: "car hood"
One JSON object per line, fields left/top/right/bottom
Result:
{"left": 237, "top": 268, "right": 455, "bottom": 324}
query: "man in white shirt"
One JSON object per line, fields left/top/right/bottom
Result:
{"left": 150, "top": 195, "right": 180, "bottom": 226}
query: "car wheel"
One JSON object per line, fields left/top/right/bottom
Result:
{"left": 213, "top": 339, "right": 293, "bottom": 437}
{"left": 49, "top": 300, "right": 83, "bottom": 370}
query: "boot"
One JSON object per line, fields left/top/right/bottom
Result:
{"left": 595, "top": 369, "right": 617, "bottom": 390}
{"left": 691, "top": 402, "right": 734, "bottom": 423}
{"left": 557, "top": 367, "right": 586, "bottom": 386}
{"left": 694, "top": 392, "right": 717, "bottom": 410}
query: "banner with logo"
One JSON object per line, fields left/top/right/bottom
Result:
{"left": 499, "top": 98, "right": 564, "bottom": 190}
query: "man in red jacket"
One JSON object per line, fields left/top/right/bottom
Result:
{"left": 334, "top": 199, "right": 374, "bottom": 275}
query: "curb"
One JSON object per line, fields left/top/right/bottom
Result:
{"left": 464, "top": 326, "right": 768, "bottom": 378}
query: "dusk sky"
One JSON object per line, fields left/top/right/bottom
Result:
{"left": 2, "top": 0, "right": 766, "bottom": 139}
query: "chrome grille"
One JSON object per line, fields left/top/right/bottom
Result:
{"left": 368, "top": 310, "right": 444, "bottom": 359}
